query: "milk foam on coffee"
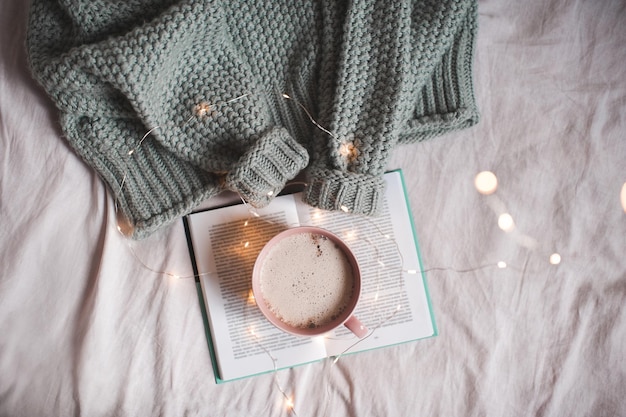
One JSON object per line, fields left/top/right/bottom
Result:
{"left": 259, "top": 232, "right": 355, "bottom": 329}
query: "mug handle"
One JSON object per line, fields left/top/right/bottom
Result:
{"left": 344, "top": 315, "right": 368, "bottom": 338}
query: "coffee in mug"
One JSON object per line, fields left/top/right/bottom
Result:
{"left": 252, "top": 227, "right": 367, "bottom": 338}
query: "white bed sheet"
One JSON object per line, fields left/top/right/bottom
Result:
{"left": 1, "top": 1, "right": 625, "bottom": 416}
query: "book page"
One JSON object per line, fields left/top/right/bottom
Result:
{"left": 294, "top": 171, "right": 436, "bottom": 356}
{"left": 187, "top": 195, "right": 328, "bottom": 382}
{"left": 187, "top": 171, "right": 436, "bottom": 380}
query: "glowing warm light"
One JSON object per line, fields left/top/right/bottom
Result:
{"left": 247, "top": 289, "right": 256, "bottom": 305}
{"left": 196, "top": 103, "right": 211, "bottom": 117}
{"left": 474, "top": 171, "right": 498, "bottom": 195}
{"left": 285, "top": 396, "right": 294, "bottom": 410}
{"left": 249, "top": 326, "right": 256, "bottom": 337}
{"left": 339, "top": 142, "right": 358, "bottom": 162}
{"left": 549, "top": 253, "right": 561, "bottom": 265}
{"left": 244, "top": 220, "right": 249, "bottom": 226}
{"left": 313, "top": 336, "right": 326, "bottom": 344}
{"left": 498, "top": 213, "right": 515, "bottom": 231}
{"left": 282, "top": 93, "right": 291, "bottom": 99}
{"left": 244, "top": 241, "right": 250, "bottom": 248}
{"left": 621, "top": 182, "right": 626, "bottom": 212}
{"left": 312, "top": 210, "right": 322, "bottom": 220}
{"left": 497, "top": 261, "right": 507, "bottom": 269}
{"left": 343, "top": 230, "right": 357, "bottom": 241}
{"left": 116, "top": 210, "right": 135, "bottom": 237}
{"left": 340, "top": 205, "right": 350, "bottom": 213}
{"left": 267, "top": 190, "right": 274, "bottom": 196}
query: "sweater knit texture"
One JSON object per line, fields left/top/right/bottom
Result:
{"left": 27, "top": 0, "right": 479, "bottom": 239}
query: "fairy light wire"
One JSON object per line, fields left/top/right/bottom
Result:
{"left": 332, "top": 304, "right": 403, "bottom": 364}
{"left": 219, "top": 192, "right": 418, "bottom": 411}
{"left": 281, "top": 93, "right": 339, "bottom": 141}
{"left": 250, "top": 331, "right": 300, "bottom": 416}
{"left": 114, "top": 91, "right": 252, "bottom": 228}
{"left": 107, "top": 89, "right": 565, "bottom": 415}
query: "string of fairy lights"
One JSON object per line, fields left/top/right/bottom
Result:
{"left": 103, "top": 89, "right": 611, "bottom": 414}
{"left": 474, "top": 170, "right": 562, "bottom": 267}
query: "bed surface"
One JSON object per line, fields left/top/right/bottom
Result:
{"left": 1, "top": 1, "right": 625, "bottom": 416}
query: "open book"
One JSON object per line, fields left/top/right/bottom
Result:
{"left": 184, "top": 170, "right": 437, "bottom": 383}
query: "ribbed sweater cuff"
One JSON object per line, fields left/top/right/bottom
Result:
{"left": 225, "top": 127, "right": 309, "bottom": 207}
{"left": 303, "top": 169, "right": 385, "bottom": 216}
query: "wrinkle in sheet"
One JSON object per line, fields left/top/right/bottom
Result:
{"left": 0, "top": 185, "right": 106, "bottom": 415}
{"left": 70, "top": 184, "right": 110, "bottom": 417}
{"left": 535, "top": 279, "right": 626, "bottom": 416}
{"left": 317, "top": 360, "right": 355, "bottom": 417}
{"left": 2, "top": 0, "right": 626, "bottom": 416}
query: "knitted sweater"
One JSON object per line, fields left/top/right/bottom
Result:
{"left": 27, "top": 0, "right": 479, "bottom": 239}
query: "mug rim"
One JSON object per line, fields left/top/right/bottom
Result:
{"left": 251, "top": 226, "right": 361, "bottom": 337}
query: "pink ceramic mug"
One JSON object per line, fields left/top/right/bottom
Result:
{"left": 252, "top": 226, "right": 368, "bottom": 338}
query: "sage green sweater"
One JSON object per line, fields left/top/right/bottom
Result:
{"left": 27, "top": 0, "right": 479, "bottom": 238}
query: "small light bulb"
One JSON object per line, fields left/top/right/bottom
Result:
{"left": 267, "top": 190, "right": 274, "bottom": 196}
{"left": 244, "top": 241, "right": 250, "bottom": 248}
{"left": 285, "top": 397, "right": 294, "bottom": 409}
{"left": 474, "top": 171, "right": 498, "bottom": 195}
{"left": 340, "top": 205, "right": 350, "bottom": 213}
{"left": 497, "top": 261, "right": 507, "bottom": 269}
{"left": 343, "top": 230, "right": 356, "bottom": 241}
{"left": 193, "top": 101, "right": 213, "bottom": 118}
{"left": 549, "top": 253, "right": 561, "bottom": 265}
{"left": 498, "top": 213, "right": 515, "bottom": 231}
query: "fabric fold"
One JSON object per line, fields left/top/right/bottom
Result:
{"left": 224, "top": 127, "right": 310, "bottom": 207}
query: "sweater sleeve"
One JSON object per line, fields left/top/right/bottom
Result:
{"left": 303, "top": 0, "right": 479, "bottom": 215}
{"left": 27, "top": 0, "right": 309, "bottom": 236}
